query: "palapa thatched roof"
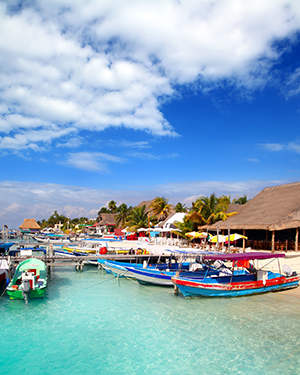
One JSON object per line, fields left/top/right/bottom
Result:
{"left": 208, "top": 182, "right": 300, "bottom": 231}
{"left": 19, "top": 219, "right": 41, "bottom": 230}
{"left": 136, "top": 199, "right": 155, "bottom": 214}
{"left": 97, "top": 213, "right": 116, "bottom": 226}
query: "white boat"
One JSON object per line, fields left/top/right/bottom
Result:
{"left": 33, "top": 235, "right": 74, "bottom": 244}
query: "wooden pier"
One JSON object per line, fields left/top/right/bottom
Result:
{"left": 3, "top": 253, "right": 169, "bottom": 271}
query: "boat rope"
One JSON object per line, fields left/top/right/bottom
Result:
{"left": 0, "top": 286, "right": 7, "bottom": 300}
{"left": 124, "top": 275, "right": 147, "bottom": 287}
{"left": 82, "top": 276, "right": 115, "bottom": 291}
{"left": 270, "top": 345, "right": 300, "bottom": 369}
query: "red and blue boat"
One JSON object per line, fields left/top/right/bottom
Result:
{"left": 171, "top": 252, "right": 300, "bottom": 297}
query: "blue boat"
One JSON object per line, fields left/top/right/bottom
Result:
{"left": 171, "top": 252, "right": 300, "bottom": 297}
{"left": 0, "top": 242, "right": 15, "bottom": 254}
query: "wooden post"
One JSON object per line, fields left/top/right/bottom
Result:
{"left": 295, "top": 228, "right": 299, "bottom": 252}
{"left": 271, "top": 230, "right": 275, "bottom": 252}
{"left": 217, "top": 226, "right": 219, "bottom": 252}
{"left": 228, "top": 225, "right": 230, "bottom": 253}
{"left": 243, "top": 229, "right": 246, "bottom": 250}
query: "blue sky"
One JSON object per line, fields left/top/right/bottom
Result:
{"left": 1, "top": 0, "right": 300, "bottom": 228}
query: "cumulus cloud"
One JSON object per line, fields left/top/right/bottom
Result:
{"left": 1, "top": 1, "right": 300, "bottom": 151}
{"left": 64, "top": 151, "right": 125, "bottom": 171}
{"left": 259, "top": 141, "right": 300, "bottom": 153}
{"left": 259, "top": 143, "right": 286, "bottom": 151}
{"left": 0, "top": 179, "right": 287, "bottom": 228}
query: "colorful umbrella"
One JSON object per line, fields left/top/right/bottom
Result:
{"left": 209, "top": 234, "right": 227, "bottom": 243}
{"left": 225, "top": 234, "right": 248, "bottom": 242}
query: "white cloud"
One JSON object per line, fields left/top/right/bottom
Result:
{"left": 1, "top": 1, "right": 300, "bottom": 150}
{"left": 0, "top": 178, "right": 288, "bottom": 228}
{"left": 288, "top": 142, "right": 300, "bottom": 153}
{"left": 259, "top": 143, "right": 286, "bottom": 151}
{"left": 65, "top": 151, "right": 124, "bottom": 171}
{"left": 259, "top": 141, "right": 300, "bottom": 153}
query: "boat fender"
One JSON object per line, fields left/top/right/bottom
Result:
{"left": 6, "top": 277, "right": 10, "bottom": 287}
{"left": 100, "top": 247, "right": 107, "bottom": 255}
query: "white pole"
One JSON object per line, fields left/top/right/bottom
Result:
{"left": 228, "top": 225, "right": 230, "bottom": 252}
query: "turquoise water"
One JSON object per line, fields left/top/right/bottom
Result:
{"left": 1, "top": 264, "right": 300, "bottom": 375}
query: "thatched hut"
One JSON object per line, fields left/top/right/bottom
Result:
{"left": 19, "top": 219, "right": 41, "bottom": 233}
{"left": 208, "top": 182, "right": 300, "bottom": 251}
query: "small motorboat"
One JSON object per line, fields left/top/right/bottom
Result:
{"left": 171, "top": 252, "right": 300, "bottom": 297}
{"left": 7, "top": 258, "right": 47, "bottom": 303}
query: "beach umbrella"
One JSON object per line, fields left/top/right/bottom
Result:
{"left": 186, "top": 231, "right": 198, "bottom": 238}
{"left": 209, "top": 234, "right": 227, "bottom": 243}
{"left": 225, "top": 233, "right": 248, "bottom": 242}
{"left": 198, "top": 232, "right": 211, "bottom": 239}
{"left": 186, "top": 231, "right": 207, "bottom": 239}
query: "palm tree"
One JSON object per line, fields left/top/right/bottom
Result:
{"left": 115, "top": 203, "right": 132, "bottom": 228}
{"left": 108, "top": 200, "right": 117, "bottom": 213}
{"left": 173, "top": 218, "right": 195, "bottom": 239}
{"left": 174, "top": 202, "right": 187, "bottom": 212}
{"left": 98, "top": 207, "right": 111, "bottom": 215}
{"left": 232, "top": 195, "right": 248, "bottom": 204}
{"left": 188, "top": 193, "right": 235, "bottom": 225}
{"left": 150, "top": 196, "right": 173, "bottom": 221}
{"left": 126, "top": 205, "right": 148, "bottom": 232}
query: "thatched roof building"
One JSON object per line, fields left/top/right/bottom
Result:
{"left": 210, "top": 182, "right": 300, "bottom": 231}
{"left": 136, "top": 199, "right": 155, "bottom": 214}
{"left": 19, "top": 219, "right": 41, "bottom": 231}
{"left": 97, "top": 213, "right": 116, "bottom": 226}
{"left": 208, "top": 182, "right": 300, "bottom": 250}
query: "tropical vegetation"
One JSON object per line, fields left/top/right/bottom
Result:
{"left": 36, "top": 193, "right": 247, "bottom": 233}
{"left": 150, "top": 196, "right": 174, "bottom": 220}
{"left": 187, "top": 193, "right": 237, "bottom": 226}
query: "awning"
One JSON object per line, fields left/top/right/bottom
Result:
{"left": 203, "top": 252, "right": 285, "bottom": 261}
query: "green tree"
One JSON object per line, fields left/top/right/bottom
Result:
{"left": 97, "top": 207, "right": 111, "bottom": 219}
{"left": 188, "top": 193, "right": 235, "bottom": 225}
{"left": 173, "top": 218, "right": 195, "bottom": 238}
{"left": 115, "top": 203, "right": 132, "bottom": 228}
{"left": 232, "top": 195, "right": 248, "bottom": 204}
{"left": 108, "top": 200, "right": 117, "bottom": 213}
{"left": 47, "top": 211, "right": 68, "bottom": 227}
{"left": 126, "top": 205, "right": 148, "bottom": 232}
{"left": 150, "top": 196, "right": 173, "bottom": 221}
{"left": 174, "top": 202, "right": 187, "bottom": 212}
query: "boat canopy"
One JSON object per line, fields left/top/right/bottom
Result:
{"left": 203, "top": 252, "right": 285, "bottom": 261}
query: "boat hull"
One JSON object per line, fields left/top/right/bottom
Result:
{"left": 6, "top": 258, "right": 47, "bottom": 300}
{"left": 125, "top": 266, "right": 174, "bottom": 286}
{"left": 172, "top": 274, "right": 300, "bottom": 297}
{"left": 7, "top": 286, "right": 46, "bottom": 299}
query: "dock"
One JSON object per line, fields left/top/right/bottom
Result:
{"left": 2, "top": 253, "right": 170, "bottom": 271}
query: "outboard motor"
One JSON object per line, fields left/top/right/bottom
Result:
{"left": 21, "top": 279, "right": 31, "bottom": 304}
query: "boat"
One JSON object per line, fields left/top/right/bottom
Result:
{"left": 67, "top": 239, "right": 151, "bottom": 256}
{"left": 171, "top": 252, "right": 300, "bottom": 297}
{"left": 98, "top": 259, "right": 139, "bottom": 278}
{"left": 54, "top": 245, "right": 81, "bottom": 257}
{"left": 0, "top": 258, "right": 9, "bottom": 286}
{"left": 123, "top": 260, "right": 225, "bottom": 286}
{"left": 7, "top": 246, "right": 47, "bottom": 257}
{"left": 6, "top": 258, "right": 47, "bottom": 303}
{"left": 33, "top": 235, "right": 73, "bottom": 244}
{"left": 0, "top": 242, "right": 15, "bottom": 254}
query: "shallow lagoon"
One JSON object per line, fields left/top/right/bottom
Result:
{"left": 1, "top": 265, "right": 300, "bottom": 375}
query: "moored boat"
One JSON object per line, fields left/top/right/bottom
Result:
{"left": 171, "top": 252, "right": 300, "bottom": 297}
{"left": 0, "top": 258, "right": 9, "bottom": 285}
{"left": 7, "top": 258, "right": 47, "bottom": 302}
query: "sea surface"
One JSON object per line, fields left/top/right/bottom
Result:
{"left": 1, "top": 263, "right": 300, "bottom": 375}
